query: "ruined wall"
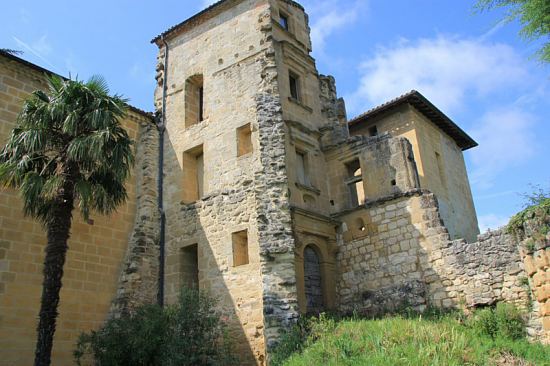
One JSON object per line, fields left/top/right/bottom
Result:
{"left": 516, "top": 217, "right": 550, "bottom": 343}
{"left": 349, "top": 104, "right": 479, "bottom": 242}
{"left": 324, "top": 135, "right": 420, "bottom": 214}
{"left": 0, "top": 54, "right": 151, "bottom": 365}
{"left": 336, "top": 190, "right": 547, "bottom": 342}
{"left": 110, "top": 120, "right": 160, "bottom": 316}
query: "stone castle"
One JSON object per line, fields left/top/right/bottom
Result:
{"left": 0, "top": 0, "right": 548, "bottom": 365}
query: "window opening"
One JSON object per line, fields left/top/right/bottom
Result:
{"left": 182, "top": 145, "right": 204, "bottom": 203}
{"left": 279, "top": 13, "right": 289, "bottom": 30}
{"left": 237, "top": 123, "right": 253, "bottom": 157}
{"left": 180, "top": 244, "right": 199, "bottom": 289}
{"left": 232, "top": 230, "right": 249, "bottom": 267}
{"left": 346, "top": 159, "right": 365, "bottom": 207}
{"left": 296, "top": 150, "right": 310, "bottom": 186}
{"left": 369, "top": 125, "right": 378, "bottom": 137}
{"left": 289, "top": 71, "right": 300, "bottom": 101}
{"left": 185, "top": 74, "right": 204, "bottom": 127}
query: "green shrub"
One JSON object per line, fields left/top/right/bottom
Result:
{"left": 494, "top": 303, "right": 526, "bottom": 340}
{"left": 74, "top": 287, "right": 237, "bottom": 366}
{"left": 470, "top": 303, "right": 525, "bottom": 340}
{"left": 273, "top": 311, "right": 549, "bottom": 366}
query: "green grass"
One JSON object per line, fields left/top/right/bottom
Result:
{"left": 274, "top": 314, "right": 550, "bottom": 366}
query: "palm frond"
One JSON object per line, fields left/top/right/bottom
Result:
{"left": 0, "top": 74, "right": 135, "bottom": 224}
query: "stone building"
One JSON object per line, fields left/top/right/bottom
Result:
{"left": 0, "top": 0, "right": 548, "bottom": 365}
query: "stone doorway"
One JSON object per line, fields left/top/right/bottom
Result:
{"left": 304, "top": 245, "right": 324, "bottom": 314}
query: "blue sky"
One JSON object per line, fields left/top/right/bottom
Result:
{"left": 1, "top": 0, "right": 549, "bottom": 232}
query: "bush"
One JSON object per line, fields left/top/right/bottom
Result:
{"left": 470, "top": 303, "right": 525, "bottom": 340}
{"left": 74, "top": 287, "right": 237, "bottom": 366}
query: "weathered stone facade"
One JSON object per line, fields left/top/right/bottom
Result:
{"left": 337, "top": 190, "right": 548, "bottom": 343}
{"left": 0, "top": 52, "right": 154, "bottom": 365}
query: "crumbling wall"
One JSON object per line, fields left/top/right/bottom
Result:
{"left": 109, "top": 120, "right": 160, "bottom": 316}
{"left": 254, "top": 3, "right": 300, "bottom": 353}
{"left": 337, "top": 190, "right": 547, "bottom": 342}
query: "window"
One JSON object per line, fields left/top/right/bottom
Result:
{"left": 289, "top": 71, "right": 300, "bottom": 101}
{"left": 185, "top": 74, "right": 204, "bottom": 127}
{"left": 296, "top": 149, "right": 310, "bottom": 186}
{"left": 346, "top": 159, "right": 365, "bottom": 207}
{"left": 237, "top": 123, "right": 253, "bottom": 157}
{"left": 182, "top": 145, "right": 205, "bottom": 203}
{"left": 369, "top": 126, "right": 378, "bottom": 137}
{"left": 279, "top": 13, "right": 289, "bottom": 30}
{"left": 180, "top": 244, "right": 199, "bottom": 289}
{"left": 232, "top": 230, "right": 249, "bottom": 267}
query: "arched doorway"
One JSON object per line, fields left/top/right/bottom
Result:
{"left": 303, "top": 245, "right": 324, "bottom": 314}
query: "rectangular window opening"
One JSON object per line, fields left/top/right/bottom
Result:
{"left": 346, "top": 159, "right": 365, "bottom": 207}
{"left": 237, "top": 123, "right": 253, "bottom": 157}
{"left": 289, "top": 71, "right": 300, "bottom": 101}
{"left": 182, "top": 145, "right": 205, "bottom": 203}
{"left": 296, "top": 149, "right": 311, "bottom": 186}
{"left": 185, "top": 75, "right": 204, "bottom": 128}
{"left": 180, "top": 244, "right": 199, "bottom": 289}
{"left": 279, "top": 13, "right": 289, "bottom": 30}
{"left": 369, "top": 126, "right": 378, "bottom": 137}
{"left": 232, "top": 230, "right": 249, "bottom": 267}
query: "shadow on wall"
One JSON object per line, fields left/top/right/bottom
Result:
{"left": 161, "top": 138, "right": 260, "bottom": 365}
{"left": 336, "top": 190, "right": 530, "bottom": 319}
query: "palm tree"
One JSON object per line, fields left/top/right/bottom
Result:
{"left": 0, "top": 75, "right": 134, "bottom": 366}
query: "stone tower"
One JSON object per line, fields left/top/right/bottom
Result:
{"left": 151, "top": 1, "right": 314, "bottom": 363}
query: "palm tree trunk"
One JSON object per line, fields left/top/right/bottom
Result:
{"left": 34, "top": 192, "right": 74, "bottom": 366}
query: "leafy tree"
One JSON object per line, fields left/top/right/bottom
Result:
{"left": 0, "top": 75, "right": 134, "bottom": 366}
{"left": 474, "top": 0, "right": 550, "bottom": 63}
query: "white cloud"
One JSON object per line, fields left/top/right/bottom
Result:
{"left": 469, "top": 107, "right": 537, "bottom": 189}
{"left": 347, "top": 36, "right": 527, "bottom": 116}
{"left": 309, "top": 1, "right": 365, "bottom": 54}
{"left": 478, "top": 213, "right": 510, "bottom": 232}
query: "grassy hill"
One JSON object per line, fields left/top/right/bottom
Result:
{"left": 272, "top": 308, "right": 550, "bottom": 366}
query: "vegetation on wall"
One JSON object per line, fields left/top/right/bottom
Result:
{"left": 271, "top": 306, "right": 549, "bottom": 366}
{"left": 74, "top": 287, "right": 237, "bottom": 366}
{"left": 507, "top": 184, "right": 550, "bottom": 247}
{"left": 0, "top": 75, "right": 134, "bottom": 366}
{"left": 474, "top": 0, "right": 550, "bottom": 63}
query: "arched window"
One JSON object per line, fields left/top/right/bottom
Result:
{"left": 185, "top": 74, "right": 204, "bottom": 127}
{"left": 303, "top": 245, "right": 324, "bottom": 314}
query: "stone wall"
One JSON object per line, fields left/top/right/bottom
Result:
{"left": 0, "top": 52, "right": 152, "bottom": 365}
{"left": 337, "top": 190, "right": 547, "bottom": 342}
{"left": 517, "top": 217, "right": 550, "bottom": 343}
{"left": 109, "top": 120, "right": 160, "bottom": 317}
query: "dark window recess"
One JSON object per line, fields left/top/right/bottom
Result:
{"left": 198, "top": 86, "right": 204, "bottom": 122}
{"left": 180, "top": 244, "right": 199, "bottom": 289}
{"left": 369, "top": 126, "right": 378, "bottom": 137}
{"left": 391, "top": 179, "right": 397, "bottom": 186}
{"left": 279, "top": 14, "right": 289, "bottom": 30}
{"left": 289, "top": 72, "right": 300, "bottom": 100}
